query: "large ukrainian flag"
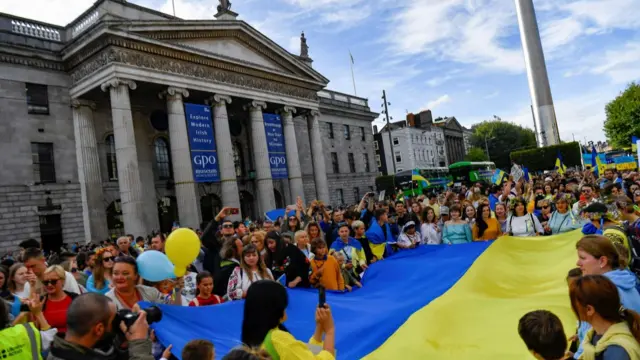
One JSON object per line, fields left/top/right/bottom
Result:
{"left": 147, "top": 231, "right": 582, "bottom": 359}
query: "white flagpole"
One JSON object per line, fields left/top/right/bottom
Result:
{"left": 349, "top": 51, "right": 357, "bottom": 96}
{"left": 172, "top": 0, "right": 176, "bottom": 16}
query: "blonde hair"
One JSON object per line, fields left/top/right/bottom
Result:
{"left": 294, "top": 230, "right": 307, "bottom": 244}
{"left": 44, "top": 265, "right": 65, "bottom": 279}
{"left": 249, "top": 232, "right": 265, "bottom": 251}
{"left": 351, "top": 220, "right": 365, "bottom": 230}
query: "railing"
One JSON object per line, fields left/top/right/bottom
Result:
{"left": 317, "top": 90, "right": 370, "bottom": 108}
{"left": 10, "top": 19, "right": 61, "bottom": 41}
{"left": 71, "top": 10, "right": 99, "bottom": 38}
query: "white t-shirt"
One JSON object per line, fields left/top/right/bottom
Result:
{"left": 181, "top": 272, "right": 198, "bottom": 303}
{"left": 24, "top": 271, "right": 81, "bottom": 295}
{"left": 420, "top": 223, "right": 441, "bottom": 245}
{"left": 506, "top": 214, "right": 544, "bottom": 237}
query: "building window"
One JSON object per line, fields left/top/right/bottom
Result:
{"left": 105, "top": 135, "right": 118, "bottom": 181}
{"left": 364, "top": 153, "right": 370, "bottom": 172}
{"left": 154, "top": 137, "right": 171, "bottom": 180}
{"left": 31, "top": 142, "right": 55, "bottom": 183}
{"left": 375, "top": 154, "right": 381, "bottom": 168}
{"left": 360, "top": 126, "right": 366, "bottom": 141}
{"left": 331, "top": 152, "right": 339, "bottom": 173}
{"left": 397, "top": 168, "right": 403, "bottom": 172}
{"left": 232, "top": 142, "right": 244, "bottom": 177}
{"left": 107, "top": 200, "right": 124, "bottom": 239}
{"left": 348, "top": 153, "right": 356, "bottom": 172}
{"left": 353, "top": 187, "right": 360, "bottom": 202}
{"left": 337, "top": 189, "right": 344, "bottom": 204}
{"left": 328, "top": 123, "right": 334, "bottom": 139}
{"left": 26, "top": 83, "right": 49, "bottom": 115}
{"left": 374, "top": 141, "right": 379, "bottom": 150}
{"left": 344, "top": 124, "right": 351, "bottom": 140}
{"left": 395, "top": 152, "right": 402, "bottom": 163}
{"left": 393, "top": 137, "right": 399, "bottom": 146}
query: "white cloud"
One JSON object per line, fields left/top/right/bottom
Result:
{"left": 591, "top": 42, "right": 640, "bottom": 83}
{"left": 540, "top": 17, "right": 584, "bottom": 53}
{"left": 423, "top": 94, "right": 452, "bottom": 111}
{"left": 156, "top": 0, "right": 214, "bottom": 19}
{"left": 562, "top": 0, "right": 640, "bottom": 31}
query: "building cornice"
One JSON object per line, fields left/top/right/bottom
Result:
{"left": 0, "top": 51, "right": 65, "bottom": 71}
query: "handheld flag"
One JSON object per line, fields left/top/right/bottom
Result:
{"left": 523, "top": 167, "right": 530, "bottom": 182}
{"left": 591, "top": 145, "right": 601, "bottom": 177}
{"left": 633, "top": 136, "right": 638, "bottom": 152}
{"left": 554, "top": 152, "right": 567, "bottom": 175}
{"left": 491, "top": 169, "right": 506, "bottom": 185}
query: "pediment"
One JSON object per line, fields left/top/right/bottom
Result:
{"left": 117, "top": 22, "right": 329, "bottom": 86}
{"left": 445, "top": 117, "right": 462, "bottom": 131}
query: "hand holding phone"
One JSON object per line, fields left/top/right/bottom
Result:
{"left": 318, "top": 286, "right": 326, "bottom": 308}
{"left": 230, "top": 208, "right": 240, "bottom": 215}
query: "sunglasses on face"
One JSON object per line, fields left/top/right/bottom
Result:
{"left": 582, "top": 190, "right": 592, "bottom": 193}
{"left": 222, "top": 224, "right": 234, "bottom": 229}
{"left": 542, "top": 205, "right": 550, "bottom": 209}
{"left": 103, "top": 257, "right": 114, "bottom": 262}
{"left": 42, "top": 279, "right": 59, "bottom": 286}
{"left": 289, "top": 217, "right": 297, "bottom": 221}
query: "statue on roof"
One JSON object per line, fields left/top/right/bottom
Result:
{"left": 218, "top": 0, "right": 232, "bottom": 12}
{"left": 300, "top": 31, "right": 309, "bottom": 58}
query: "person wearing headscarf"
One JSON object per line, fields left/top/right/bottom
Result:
{"left": 397, "top": 221, "right": 420, "bottom": 249}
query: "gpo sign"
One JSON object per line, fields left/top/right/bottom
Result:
{"left": 193, "top": 154, "right": 217, "bottom": 168}
{"left": 270, "top": 156, "right": 286, "bottom": 166}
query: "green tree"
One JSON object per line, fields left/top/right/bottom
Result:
{"left": 470, "top": 120, "right": 537, "bottom": 170}
{"left": 604, "top": 82, "right": 640, "bottom": 148}
{"left": 465, "top": 147, "right": 488, "bottom": 161}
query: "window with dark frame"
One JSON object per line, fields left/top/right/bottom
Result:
{"left": 31, "top": 142, "right": 55, "bottom": 183}
{"left": 331, "top": 152, "right": 339, "bottom": 173}
{"left": 348, "top": 153, "right": 356, "bottom": 172}
{"left": 364, "top": 153, "right": 370, "bottom": 172}
{"left": 154, "top": 137, "right": 172, "bottom": 180}
{"left": 26, "top": 83, "right": 49, "bottom": 115}
{"left": 361, "top": 126, "right": 366, "bottom": 141}
{"left": 232, "top": 142, "right": 245, "bottom": 177}
{"left": 344, "top": 124, "right": 351, "bottom": 140}
{"left": 353, "top": 187, "right": 360, "bottom": 202}
{"left": 338, "top": 189, "right": 344, "bottom": 204}
{"left": 105, "top": 135, "right": 118, "bottom": 181}
{"left": 328, "top": 123, "right": 334, "bottom": 139}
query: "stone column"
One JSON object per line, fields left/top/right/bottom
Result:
{"left": 245, "top": 100, "right": 276, "bottom": 215}
{"left": 71, "top": 99, "right": 109, "bottom": 243}
{"left": 278, "top": 106, "right": 305, "bottom": 205}
{"left": 209, "top": 94, "right": 241, "bottom": 220}
{"left": 307, "top": 110, "right": 330, "bottom": 203}
{"left": 100, "top": 78, "right": 146, "bottom": 237}
{"left": 160, "top": 87, "right": 202, "bottom": 229}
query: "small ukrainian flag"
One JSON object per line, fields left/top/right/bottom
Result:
{"left": 554, "top": 152, "right": 567, "bottom": 175}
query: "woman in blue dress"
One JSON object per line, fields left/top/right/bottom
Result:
{"left": 442, "top": 205, "right": 472, "bottom": 245}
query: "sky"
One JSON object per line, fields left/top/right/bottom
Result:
{"left": 3, "top": 0, "right": 640, "bottom": 143}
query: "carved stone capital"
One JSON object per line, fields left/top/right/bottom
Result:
{"left": 243, "top": 100, "right": 267, "bottom": 112}
{"left": 277, "top": 106, "right": 297, "bottom": 117}
{"left": 206, "top": 94, "right": 232, "bottom": 106}
{"left": 100, "top": 78, "right": 137, "bottom": 92}
{"left": 70, "top": 99, "right": 96, "bottom": 110}
{"left": 159, "top": 86, "right": 189, "bottom": 100}
{"left": 309, "top": 109, "right": 320, "bottom": 118}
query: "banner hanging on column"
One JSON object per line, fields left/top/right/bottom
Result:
{"left": 185, "top": 103, "right": 220, "bottom": 182}
{"left": 263, "top": 113, "right": 288, "bottom": 179}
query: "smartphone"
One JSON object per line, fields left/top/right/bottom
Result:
{"left": 569, "top": 336, "right": 578, "bottom": 353}
{"left": 230, "top": 208, "right": 240, "bottom": 215}
{"left": 19, "top": 303, "right": 30, "bottom": 312}
{"left": 318, "top": 286, "right": 326, "bottom": 308}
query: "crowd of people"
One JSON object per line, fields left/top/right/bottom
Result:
{"left": 3, "top": 164, "right": 640, "bottom": 359}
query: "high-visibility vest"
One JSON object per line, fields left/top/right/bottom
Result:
{"left": 0, "top": 323, "right": 43, "bottom": 360}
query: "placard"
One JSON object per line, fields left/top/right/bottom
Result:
{"left": 263, "top": 113, "right": 288, "bottom": 179}
{"left": 185, "top": 103, "right": 220, "bottom": 182}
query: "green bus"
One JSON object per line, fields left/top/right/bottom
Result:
{"left": 395, "top": 168, "right": 451, "bottom": 197}
{"left": 448, "top": 161, "right": 496, "bottom": 186}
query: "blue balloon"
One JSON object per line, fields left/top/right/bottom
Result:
{"left": 137, "top": 250, "right": 175, "bottom": 282}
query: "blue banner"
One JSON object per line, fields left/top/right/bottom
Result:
{"left": 263, "top": 113, "right": 288, "bottom": 179}
{"left": 184, "top": 103, "right": 220, "bottom": 182}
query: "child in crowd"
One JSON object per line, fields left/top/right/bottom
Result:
{"left": 310, "top": 238, "right": 344, "bottom": 291}
{"left": 518, "top": 310, "right": 568, "bottom": 360}
{"left": 222, "top": 347, "right": 271, "bottom": 360}
{"left": 182, "top": 339, "right": 215, "bottom": 360}
{"left": 333, "top": 251, "right": 362, "bottom": 292}
{"left": 189, "top": 271, "right": 223, "bottom": 306}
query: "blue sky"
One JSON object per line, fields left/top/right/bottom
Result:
{"left": 4, "top": 0, "right": 640, "bottom": 142}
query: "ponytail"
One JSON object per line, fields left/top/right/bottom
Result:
{"left": 621, "top": 308, "right": 640, "bottom": 342}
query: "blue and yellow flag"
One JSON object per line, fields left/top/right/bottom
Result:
{"left": 591, "top": 144, "right": 601, "bottom": 177}
{"left": 491, "top": 169, "right": 506, "bottom": 185}
{"left": 554, "top": 151, "right": 567, "bottom": 175}
{"left": 146, "top": 231, "right": 583, "bottom": 359}
{"left": 632, "top": 136, "right": 638, "bottom": 152}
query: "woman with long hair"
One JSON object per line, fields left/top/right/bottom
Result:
{"left": 249, "top": 232, "right": 266, "bottom": 257}
{"left": 570, "top": 275, "right": 640, "bottom": 358}
{"left": 462, "top": 204, "right": 476, "bottom": 225}
{"left": 7, "top": 263, "right": 28, "bottom": 299}
{"left": 264, "top": 232, "right": 287, "bottom": 280}
{"left": 86, "top": 248, "right": 114, "bottom": 294}
{"left": 410, "top": 202, "right": 423, "bottom": 223}
{"left": 305, "top": 222, "right": 324, "bottom": 242}
{"left": 241, "top": 280, "right": 336, "bottom": 359}
{"left": 506, "top": 198, "right": 543, "bottom": 237}
{"left": 495, "top": 203, "right": 509, "bottom": 234}
{"left": 0, "top": 266, "right": 9, "bottom": 299}
{"left": 420, "top": 206, "right": 441, "bottom": 245}
{"left": 227, "top": 244, "right": 274, "bottom": 300}
{"left": 548, "top": 196, "right": 582, "bottom": 234}
{"left": 283, "top": 231, "right": 312, "bottom": 289}
{"left": 472, "top": 204, "right": 501, "bottom": 241}
{"left": 189, "top": 271, "right": 223, "bottom": 306}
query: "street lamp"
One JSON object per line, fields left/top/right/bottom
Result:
{"left": 484, "top": 135, "right": 495, "bottom": 161}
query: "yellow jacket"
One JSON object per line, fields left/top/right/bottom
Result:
{"left": 263, "top": 328, "right": 335, "bottom": 360}
{"left": 580, "top": 322, "right": 640, "bottom": 360}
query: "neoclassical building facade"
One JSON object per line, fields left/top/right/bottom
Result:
{"left": 0, "top": 0, "right": 378, "bottom": 252}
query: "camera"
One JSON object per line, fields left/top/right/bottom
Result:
{"left": 114, "top": 305, "right": 163, "bottom": 331}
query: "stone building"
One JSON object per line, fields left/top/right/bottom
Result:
{"left": 0, "top": 0, "right": 377, "bottom": 252}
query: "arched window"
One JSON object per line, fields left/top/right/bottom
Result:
{"left": 232, "top": 142, "right": 244, "bottom": 177}
{"left": 154, "top": 137, "right": 171, "bottom": 180}
{"left": 105, "top": 135, "right": 118, "bottom": 181}
{"left": 106, "top": 199, "right": 124, "bottom": 239}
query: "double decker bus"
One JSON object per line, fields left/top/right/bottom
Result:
{"left": 448, "top": 161, "right": 496, "bottom": 186}
{"left": 395, "top": 167, "right": 451, "bottom": 197}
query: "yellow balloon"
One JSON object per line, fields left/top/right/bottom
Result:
{"left": 165, "top": 228, "right": 201, "bottom": 275}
